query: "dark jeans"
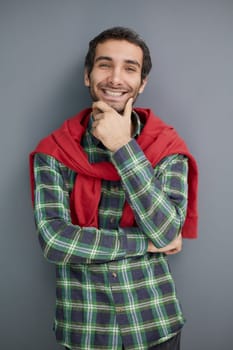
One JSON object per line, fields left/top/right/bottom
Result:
{"left": 65, "top": 332, "right": 181, "bottom": 350}
{"left": 149, "top": 332, "right": 181, "bottom": 350}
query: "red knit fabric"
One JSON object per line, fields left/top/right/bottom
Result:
{"left": 30, "top": 108, "right": 198, "bottom": 238}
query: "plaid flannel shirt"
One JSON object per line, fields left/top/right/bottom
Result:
{"left": 33, "top": 112, "right": 188, "bottom": 350}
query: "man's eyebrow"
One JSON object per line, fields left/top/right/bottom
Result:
{"left": 95, "top": 56, "right": 141, "bottom": 68}
{"left": 95, "top": 56, "right": 112, "bottom": 63}
{"left": 124, "top": 59, "right": 141, "bottom": 68}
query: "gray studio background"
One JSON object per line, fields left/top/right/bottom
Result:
{"left": 0, "top": 0, "right": 232, "bottom": 349}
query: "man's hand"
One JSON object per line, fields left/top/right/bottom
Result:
{"left": 147, "top": 233, "right": 183, "bottom": 255}
{"left": 91, "top": 98, "right": 133, "bottom": 152}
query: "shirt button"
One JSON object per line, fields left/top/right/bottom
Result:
{"left": 110, "top": 217, "right": 115, "bottom": 224}
{"left": 112, "top": 272, "right": 117, "bottom": 278}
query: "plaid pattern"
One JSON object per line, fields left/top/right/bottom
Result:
{"left": 33, "top": 113, "right": 188, "bottom": 350}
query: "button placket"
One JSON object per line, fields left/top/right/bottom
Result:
{"left": 110, "top": 217, "right": 115, "bottom": 224}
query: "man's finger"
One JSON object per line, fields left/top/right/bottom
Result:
{"left": 92, "top": 100, "right": 113, "bottom": 114}
{"left": 123, "top": 98, "right": 133, "bottom": 118}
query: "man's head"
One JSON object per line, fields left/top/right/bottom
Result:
{"left": 85, "top": 27, "right": 152, "bottom": 82}
{"left": 84, "top": 27, "right": 152, "bottom": 113}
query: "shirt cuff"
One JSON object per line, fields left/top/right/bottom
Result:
{"left": 111, "top": 139, "right": 144, "bottom": 173}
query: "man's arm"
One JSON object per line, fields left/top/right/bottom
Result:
{"left": 112, "top": 142, "right": 188, "bottom": 249}
{"left": 33, "top": 153, "right": 148, "bottom": 265}
{"left": 91, "top": 100, "right": 188, "bottom": 252}
{"left": 147, "top": 233, "right": 182, "bottom": 255}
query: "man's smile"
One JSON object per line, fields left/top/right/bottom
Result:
{"left": 103, "top": 89, "right": 126, "bottom": 97}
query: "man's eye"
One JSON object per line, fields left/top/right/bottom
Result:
{"left": 126, "top": 67, "right": 137, "bottom": 72}
{"left": 99, "top": 63, "right": 110, "bottom": 68}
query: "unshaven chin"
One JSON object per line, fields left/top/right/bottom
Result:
{"left": 104, "top": 95, "right": 139, "bottom": 115}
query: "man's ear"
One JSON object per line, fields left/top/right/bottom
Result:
{"left": 84, "top": 69, "right": 90, "bottom": 87}
{"left": 138, "top": 78, "right": 148, "bottom": 94}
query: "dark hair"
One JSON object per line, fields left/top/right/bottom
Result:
{"left": 84, "top": 26, "right": 152, "bottom": 81}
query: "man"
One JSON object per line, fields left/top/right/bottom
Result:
{"left": 30, "top": 27, "right": 198, "bottom": 350}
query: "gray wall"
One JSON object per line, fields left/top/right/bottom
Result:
{"left": 1, "top": 0, "right": 232, "bottom": 349}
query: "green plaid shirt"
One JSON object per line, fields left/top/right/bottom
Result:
{"left": 33, "top": 112, "right": 188, "bottom": 350}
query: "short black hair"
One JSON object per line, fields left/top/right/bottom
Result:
{"left": 84, "top": 26, "right": 152, "bottom": 81}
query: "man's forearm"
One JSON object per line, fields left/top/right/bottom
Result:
{"left": 112, "top": 140, "right": 188, "bottom": 248}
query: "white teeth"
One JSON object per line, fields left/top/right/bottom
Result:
{"left": 105, "top": 90, "right": 124, "bottom": 97}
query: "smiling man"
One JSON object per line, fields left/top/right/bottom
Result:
{"left": 85, "top": 39, "right": 147, "bottom": 112}
{"left": 30, "top": 27, "right": 198, "bottom": 350}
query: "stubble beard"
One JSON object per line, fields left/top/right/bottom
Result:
{"left": 88, "top": 87, "right": 139, "bottom": 115}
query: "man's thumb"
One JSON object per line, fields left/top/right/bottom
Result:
{"left": 123, "top": 98, "right": 133, "bottom": 118}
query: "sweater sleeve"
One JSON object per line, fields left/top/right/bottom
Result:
{"left": 33, "top": 153, "right": 147, "bottom": 264}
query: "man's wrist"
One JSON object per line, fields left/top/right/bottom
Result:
{"left": 110, "top": 137, "right": 132, "bottom": 153}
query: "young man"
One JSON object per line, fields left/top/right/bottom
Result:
{"left": 30, "top": 27, "right": 198, "bottom": 350}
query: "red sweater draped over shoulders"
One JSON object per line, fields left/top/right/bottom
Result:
{"left": 29, "top": 108, "right": 198, "bottom": 238}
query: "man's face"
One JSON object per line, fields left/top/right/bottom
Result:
{"left": 84, "top": 39, "right": 147, "bottom": 113}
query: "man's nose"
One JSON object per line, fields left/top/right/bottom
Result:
{"left": 108, "top": 67, "right": 122, "bottom": 85}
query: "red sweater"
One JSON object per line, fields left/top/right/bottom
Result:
{"left": 30, "top": 108, "right": 198, "bottom": 238}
